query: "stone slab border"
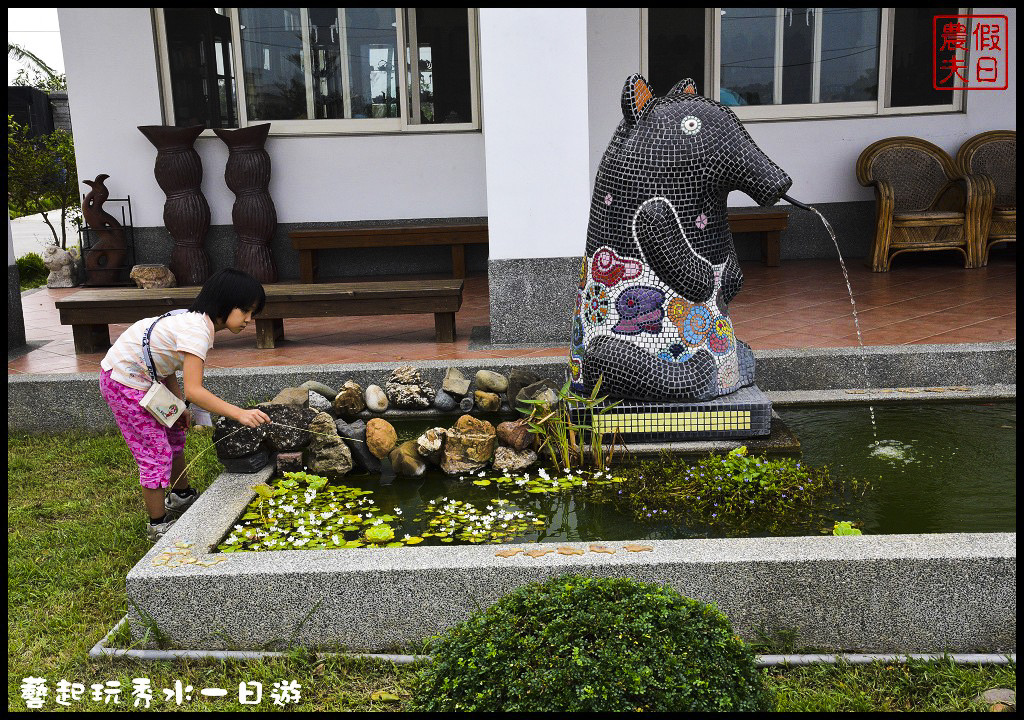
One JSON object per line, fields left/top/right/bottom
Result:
{"left": 126, "top": 466, "right": 1016, "bottom": 654}
{"left": 6, "top": 342, "right": 1016, "bottom": 434}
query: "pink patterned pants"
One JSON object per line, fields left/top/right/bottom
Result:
{"left": 100, "top": 369, "right": 186, "bottom": 489}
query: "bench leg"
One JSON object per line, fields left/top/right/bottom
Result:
{"left": 256, "top": 318, "right": 285, "bottom": 349}
{"left": 450, "top": 245, "right": 466, "bottom": 279}
{"left": 762, "top": 231, "right": 781, "bottom": 266}
{"left": 434, "top": 312, "right": 456, "bottom": 342}
{"left": 71, "top": 324, "right": 110, "bottom": 354}
{"left": 299, "top": 250, "right": 316, "bottom": 284}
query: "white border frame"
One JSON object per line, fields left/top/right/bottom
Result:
{"left": 154, "top": 7, "right": 481, "bottom": 136}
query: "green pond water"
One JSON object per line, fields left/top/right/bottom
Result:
{"left": 225, "top": 401, "right": 1015, "bottom": 550}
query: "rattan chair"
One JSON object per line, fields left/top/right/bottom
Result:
{"left": 856, "top": 137, "right": 989, "bottom": 271}
{"left": 956, "top": 130, "right": 1016, "bottom": 266}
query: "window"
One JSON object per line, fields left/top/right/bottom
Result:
{"left": 644, "top": 8, "right": 965, "bottom": 121}
{"left": 155, "top": 7, "right": 480, "bottom": 134}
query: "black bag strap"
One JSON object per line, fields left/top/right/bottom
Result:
{"left": 142, "top": 309, "right": 188, "bottom": 382}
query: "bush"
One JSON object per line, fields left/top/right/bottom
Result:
{"left": 16, "top": 252, "right": 49, "bottom": 291}
{"left": 411, "top": 575, "right": 770, "bottom": 712}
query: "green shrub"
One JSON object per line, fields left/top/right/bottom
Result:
{"left": 16, "top": 251, "right": 49, "bottom": 291}
{"left": 411, "top": 574, "right": 770, "bottom": 712}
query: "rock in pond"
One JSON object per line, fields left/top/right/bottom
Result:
{"left": 221, "top": 448, "right": 271, "bottom": 474}
{"left": 507, "top": 370, "right": 542, "bottom": 411}
{"left": 269, "top": 386, "right": 309, "bottom": 407}
{"left": 308, "top": 391, "right": 332, "bottom": 413}
{"left": 385, "top": 366, "right": 436, "bottom": 409}
{"left": 492, "top": 446, "right": 538, "bottom": 473}
{"left": 474, "top": 390, "right": 502, "bottom": 413}
{"left": 366, "top": 418, "right": 398, "bottom": 459}
{"left": 213, "top": 415, "right": 267, "bottom": 459}
{"left": 258, "top": 403, "right": 317, "bottom": 451}
{"left": 497, "top": 418, "right": 533, "bottom": 452}
{"left": 517, "top": 379, "right": 561, "bottom": 412}
{"left": 335, "top": 419, "right": 381, "bottom": 473}
{"left": 299, "top": 380, "right": 339, "bottom": 400}
{"left": 416, "top": 427, "right": 447, "bottom": 465}
{"left": 441, "top": 415, "right": 496, "bottom": 475}
{"left": 475, "top": 370, "right": 508, "bottom": 393}
{"left": 390, "top": 440, "right": 427, "bottom": 478}
{"left": 432, "top": 389, "right": 458, "bottom": 412}
{"left": 442, "top": 367, "right": 471, "bottom": 397}
{"left": 364, "top": 384, "right": 388, "bottom": 413}
{"left": 458, "top": 396, "right": 475, "bottom": 413}
{"left": 333, "top": 380, "right": 365, "bottom": 419}
{"left": 307, "top": 412, "right": 352, "bottom": 479}
{"left": 276, "top": 451, "right": 304, "bottom": 474}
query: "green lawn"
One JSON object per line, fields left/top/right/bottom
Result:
{"left": 7, "top": 431, "right": 1014, "bottom": 711}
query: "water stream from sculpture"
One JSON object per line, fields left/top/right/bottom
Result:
{"left": 804, "top": 205, "right": 878, "bottom": 440}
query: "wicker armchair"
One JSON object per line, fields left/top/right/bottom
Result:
{"left": 956, "top": 130, "right": 1016, "bottom": 266}
{"left": 856, "top": 137, "right": 989, "bottom": 271}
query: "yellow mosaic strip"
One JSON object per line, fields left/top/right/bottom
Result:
{"left": 592, "top": 411, "right": 751, "bottom": 434}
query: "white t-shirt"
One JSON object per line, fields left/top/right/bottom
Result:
{"left": 100, "top": 311, "right": 216, "bottom": 391}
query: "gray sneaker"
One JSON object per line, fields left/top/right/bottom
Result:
{"left": 147, "top": 516, "right": 177, "bottom": 543}
{"left": 164, "top": 489, "right": 199, "bottom": 517}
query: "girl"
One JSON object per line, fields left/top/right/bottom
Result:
{"left": 99, "top": 268, "right": 272, "bottom": 541}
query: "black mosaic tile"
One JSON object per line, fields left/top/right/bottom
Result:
{"left": 570, "top": 74, "right": 792, "bottom": 405}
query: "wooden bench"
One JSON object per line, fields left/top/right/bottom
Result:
{"left": 56, "top": 279, "right": 464, "bottom": 354}
{"left": 289, "top": 222, "right": 488, "bottom": 283}
{"left": 728, "top": 210, "right": 789, "bottom": 266}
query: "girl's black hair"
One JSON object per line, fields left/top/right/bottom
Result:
{"left": 188, "top": 268, "right": 266, "bottom": 323}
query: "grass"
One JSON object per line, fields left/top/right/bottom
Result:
{"left": 7, "top": 431, "right": 1015, "bottom": 711}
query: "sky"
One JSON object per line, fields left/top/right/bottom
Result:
{"left": 8, "top": 8, "right": 64, "bottom": 85}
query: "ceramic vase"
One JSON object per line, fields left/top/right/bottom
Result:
{"left": 213, "top": 123, "right": 278, "bottom": 283}
{"left": 137, "top": 125, "right": 211, "bottom": 285}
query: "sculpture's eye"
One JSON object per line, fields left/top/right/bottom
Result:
{"left": 681, "top": 116, "right": 702, "bottom": 135}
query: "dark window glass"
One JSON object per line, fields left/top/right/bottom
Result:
{"left": 164, "top": 8, "right": 238, "bottom": 128}
{"left": 648, "top": 8, "right": 706, "bottom": 97}
{"left": 890, "top": 7, "right": 957, "bottom": 107}
{"left": 410, "top": 8, "right": 472, "bottom": 124}
{"left": 819, "top": 8, "right": 880, "bottom": 102}
{"left": 720, "top": 7, "right": 775, "bottom": 105}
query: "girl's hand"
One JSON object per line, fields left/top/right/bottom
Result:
{"left": 235, "top": 407, "right": 272, "bottom": 428}
{"left": 173, "top": 408, "right": 192, "bottom": 431}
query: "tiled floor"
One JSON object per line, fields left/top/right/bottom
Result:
{"left": 9, "top": 248, "right": 1015, "bottom": 376}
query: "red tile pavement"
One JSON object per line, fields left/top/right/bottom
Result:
{"left": 9, "top": 249, "right": 1015, "bottom": 376}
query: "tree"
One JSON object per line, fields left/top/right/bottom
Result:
{"left": 8, "top": 42, "right": 67, "bottom": 92}
{"left": 8, "top": 116, "right": 80, "bottom": 249}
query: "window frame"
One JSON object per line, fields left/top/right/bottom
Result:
{"left": 153, "top": 7, "right": 481, "bottom": 136}
{"left": 640, "top": 7, "right": 967, "bottom": 122}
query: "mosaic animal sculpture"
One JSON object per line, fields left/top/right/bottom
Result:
{"left": 571, "top": 75, "right": 792, "bottom": 402}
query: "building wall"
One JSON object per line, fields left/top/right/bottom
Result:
{"left": 57, "top": 7, "right": 489, "bottom": 280}
{"left": 487, "top": 7, "right": 1016, "bottom": 343}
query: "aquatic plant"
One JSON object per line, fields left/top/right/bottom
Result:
{"left": 616, "top": 447, "right": 871, "bottom": 537}
{"left": 411, "top": 574, "right": 769, "bottom": 711}
{"left": 519, "top": 376, "right": 624, "bottom": 473}
{"left": 832, "top": 521, "right": 863, "bottom": 536}
{"left": 217, "top": 471, "right": 422, "bottom": 552}
{"left": 416, "top": 498, "right": 544, "bottom": 544}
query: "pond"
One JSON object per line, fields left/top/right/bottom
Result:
{"left": 217, "top": 401, "right": 1015, "bottom": 552}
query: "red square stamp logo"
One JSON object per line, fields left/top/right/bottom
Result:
{"left": 933, "top": 14, "right": 1009, "bottom": 90}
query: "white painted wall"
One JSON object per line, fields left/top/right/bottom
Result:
{"left": 57, "top": 8, "right": 487, "bottom": 229}
{"left": 585, "top": 8, "right": 1017, "bottom": 208}
{"left": 479, "top": 8, "right": 593, "bottom": 260}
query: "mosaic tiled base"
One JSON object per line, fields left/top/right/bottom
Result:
{"left": 572, "top": 385, "right": 772, "bottom": 442}
{"left": 571, "top": 74, "right": 792, "bottom": 403}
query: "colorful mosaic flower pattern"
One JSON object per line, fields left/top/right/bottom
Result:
{"left": 591, "top": 246, "right": 643, "bottom": 287}
{"left": 583, "top": 282, "right": 610, "bottom": 325}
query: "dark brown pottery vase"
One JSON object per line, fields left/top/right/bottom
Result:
{"left": 81, "top": 173, "right": 128, "bottom": 286}
{"left": 138, "top": 125, "right": 211, "bottom": 285}
{"left": 213, "top": 123, "right": 278, "bottom": 283}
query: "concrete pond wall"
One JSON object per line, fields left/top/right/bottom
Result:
{"left": 8, "top": 342, "right": 1016, "bottom": 653}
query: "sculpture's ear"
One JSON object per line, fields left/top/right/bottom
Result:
{"left": 667, "top": 78, "right": 699, "bottom": 97}
{"left": 621, "top": 74, "right": 656, "bottom": 125}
